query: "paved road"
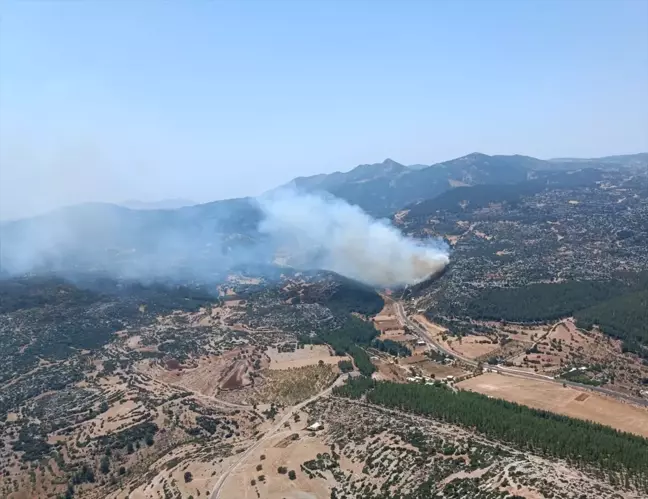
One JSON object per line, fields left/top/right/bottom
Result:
{"left": 209, "top": 373, "right": 350, "bottom": 499}
{"left": 393, "top": 301, "right": 648, "bottom": 408}
{"left": 394, "top": 302, "right": 476, "bottom": 366}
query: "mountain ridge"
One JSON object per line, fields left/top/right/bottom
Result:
{"left": 283, "top": 152, "right": 646, "bottom": 216}
{"left": 1, "top": 152, "right": 646, "bottom": 278}
{"left": 118, "top": 198, "right": 197, "bottom": 210}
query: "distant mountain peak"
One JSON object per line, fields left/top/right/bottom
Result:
{"left": 346, "top": 159, "right": 406, "bottom": 177}
{"left": 462, "top": 152, "right": 490, "bottom": 160}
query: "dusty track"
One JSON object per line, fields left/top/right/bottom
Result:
{"left": 209, "top": 373, "right": 350, "bottom": 499}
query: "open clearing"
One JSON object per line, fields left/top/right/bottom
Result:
{"left": 373, "top": 358, "right": 408, "bottom": 382}
{"left": 446, "top": 335, "right": 499, "bottom": 359}
{"left": 405, "top": 358, "right": 468, "bottom": 379}
{"left": 84, "top": 399, "right": 145, "bottom": 437}
{"left": 459, "top": 372, "right": 648, "bottom": 437}
{"left": 219, "top": 424, "right": 333, "bottom": 499}
{"left": 373, "top": 301, "right": 403, "bottom": 333}
{"left": 120, "top": 443, "right": 235, "bottom": 499}
{"left": 137, "top": 352, "right": 236, "bottom": 396}
{"left": 266, "top": 344, "right": 346, "bottom": 370}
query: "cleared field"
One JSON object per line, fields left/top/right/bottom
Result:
{"left": 374, "top": 301, "right": 404, "bottom": 333}
{"left": 120, "top": 443, "right": 236, "bottom": 499}
{"left": 84, "top": 399, "right": 145, "bottom": 437}
{"left": 267, "top": 344, "right": 346, "bottom": 370}
{"left": 509, "top": 351, "right": 562, "bottom": 369}
{"left": 373, "top": 358, "right": 409, "bottom": 382}
{"left": 374, "top": 319, "right": 402, "bottom": 332}
{"left": 378, "top": 330, "right": 415, "bottom": 343}
{"left": 137, "top": 349, "right": 259, "bottom": 396}
{"left": 402, "top": 354, "right": 467, "bottom": 375}
{"left": 549, "top": 319, "right": 578, "bottom": 340}
{"left": 458, "top": 373, "right": 648, "bottom": 438}
{"left": 447, "top": 336, "right": 499, "bottom": 359}
{"left": 412, "top": 360, "right": 467, "bottom": 379}
{"left": 219, "top": 425, "right": 333, "bottom": 499}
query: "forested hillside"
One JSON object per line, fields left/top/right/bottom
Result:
{"left": 436, "top": 272, "right": 648, "bottom": 354}
{"left": 404, "top": 168, "right": 605, "bottom": 217}
{"left": 448, "top": 279, "right": 625, "bottom": 322}
{"left": 575, "top": 290, "right": 648, "bottom": 356}
{"left": 0, "top": 276, "right": 218, "bottom": 385}
{"left": 334, "top": 377, "right": 648, "bottom": 493}
{"left": 300, "top": 316, "right": 378, "bottom": 376}
{"left": 288, "top": 153, "right": 646, "bottom": 217}
{"left": 315, "top": 277, "right": 384, "bottom": 316}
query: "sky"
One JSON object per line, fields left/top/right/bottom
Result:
{"left": 1, "top": 0, "right": 647, "bottom": 220}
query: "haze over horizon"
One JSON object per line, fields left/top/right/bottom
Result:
{"left": 1, "top": 0, "right": 647, "bottom": 220}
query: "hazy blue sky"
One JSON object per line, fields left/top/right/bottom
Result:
{"left": 1, "top": 0, "right": 647, "bottom": 220}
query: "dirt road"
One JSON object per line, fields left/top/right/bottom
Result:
{"left": 209, "top": 373, "right": 350, "bottom": 499}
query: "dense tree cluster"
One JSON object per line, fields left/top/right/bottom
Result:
{"left": 195, "top": 415, "right": 219, "bottom": 434}
{"left": 324, "top": 279, "right": 384, "bottom": 316}
{"left": 11, "top": 424, "right": 51, "bottom": 461}
{"left": 300, "top": 316, "right": 378, "bottom": 352}
{"left": 0, "top": 276, "right": 100, "bottom": 314}
{"left": 334, "top": 377, "right": 648, "bottom": 492}
{"left": 575, "top": 290, "right": 648, "bottom": 352}
{"left": 292, "top": 273, "right": 384, "bottom": 316}
{"left": 337, "top": 360, "right": 354, "bottom": 373}
{"left": 559, "top": 369, "right": 604, "bottom": 386}
{"left": 348, "top": 346, "right": 375, "bottom": 376}
{"left": 71, "top": 464, "right": 95, "bottom": 485}
{"left": 455, "top": 279, "right": 626, "bottom": 323}
{"left": 301, "top": 315, "right": 378, "bottom": 376}
{"left": 98, "top": 421, "right": 158, "bottom": 451}
{"left": 372, "top": 338, "right": 411, "bottom": 357}
{"left": 332, "top": 376, "right": 375, "bottom": 399}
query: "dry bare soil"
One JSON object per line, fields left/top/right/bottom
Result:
{"left": 266, "top": 344, "right": 346, "bottom": 370}
{"left": 459, "top": 372, "right": 648, "bottom": 438}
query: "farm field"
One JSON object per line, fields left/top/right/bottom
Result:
{"left": 266, "top": 344, "right": 346, "bottom": 370}
{"left": 458, "top": 372, "right": 648, "bottom": 438}
{"left": 446, "top": 335, "right": 499, "bottom": 359}
{"left": 218, "top": 413, "right": 333, "bottom": 499}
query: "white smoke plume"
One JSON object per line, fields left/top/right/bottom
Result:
{"left": 0, "top": 188, "right": 449, "bottom": 288}
{"left": 257, "top": 189, "right": 449, "bottom": 288}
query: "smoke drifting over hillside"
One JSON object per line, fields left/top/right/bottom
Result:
{"left": 257, "top": 189, "right": 449, "bottom": 287}
{"left": 0, "top": 189, "right": 449, "bottom": 288}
